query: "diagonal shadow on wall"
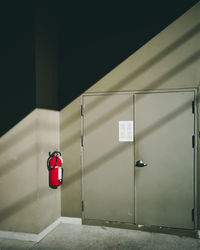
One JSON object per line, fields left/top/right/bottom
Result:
{"left": 0, "top": 93, "right": 197, "bottom": 224}
{"left": 0, "top": 22, "right": 200, "bottom": 226}
{"left": 61, "top": 48, "right": 200, "bottom": 150}
{"left": 60, "top": 22, "right": 200, "bottom": 217}
{"left": 0, "top": 118, "right": 59, "bottom": 178}
{"left": 60, "top": 23, "right": 200, "bottom": 130}
{"left": 62, "top": 94, "right": 197, "bottom": 189}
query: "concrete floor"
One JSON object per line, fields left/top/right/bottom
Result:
{"left": 0, "top": 223, "right": 200, "bottom": 250}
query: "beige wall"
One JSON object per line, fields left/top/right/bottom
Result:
{"left": 60, "top": 98, "right": 82, "bottom": 217}
{"left": 0, "top": 109, "right": 60, "bottom": 234}
{"left": 36, "top": 109, "right": 61, "bottom": 232}
{"left": 60, "top": 2, "right": 200, "bottom": 219}
{"left": 88, "top": 3, "right": 200, "bottom": 92}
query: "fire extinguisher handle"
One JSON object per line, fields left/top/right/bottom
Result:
{"left": 51, "top": 151, "right": 61, "bottom": 156}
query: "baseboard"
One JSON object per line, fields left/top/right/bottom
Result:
{"left": 60, "top": 216, "right": 82, "bottom": 224}
{"left": 0, "top": 217, "right": 82, "bottom": 242}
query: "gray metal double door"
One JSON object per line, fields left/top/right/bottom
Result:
{"left": 82, "top": 91, "right": 195, "bottom": 229}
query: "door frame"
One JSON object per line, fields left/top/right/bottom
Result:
{"left": 81, "top": 88, "right": 198, "bottom": 231}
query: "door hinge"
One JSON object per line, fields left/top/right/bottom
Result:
{"left": 192, "top": 208, "right": 194, "bottom": 221}
{"left": 82, "top": 200, "right": 84, "bottom": 212}
{"left": 81, "top": 105, "right": 84, "bottom": 116}
{"left": 81, "top": 136, "right": 84, "bottom": 147}
{"left": 192, "top": 135, "right": 195, "bottom": 148}
{"left": 192, "top": 101, "right": 195, "bottom": 114}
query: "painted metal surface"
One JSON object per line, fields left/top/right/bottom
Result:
{"left": 135, "top": 91, "right": 195, "bottom": 229}
{"left": 82, "top": 90, "right": 195, "bottom": 229}
{"left": 82, "top": 94, "right": 135, "bottom": 223}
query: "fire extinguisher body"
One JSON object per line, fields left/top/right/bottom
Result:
{"left": 47, "top": 152, "right": 63, "bottom": 189}
{"left": 49, "top": 167, "right": 63, "bottom": 187}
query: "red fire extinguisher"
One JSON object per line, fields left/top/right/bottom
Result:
{"left": 47, "top": 151, "right": 63, "bottom": 189}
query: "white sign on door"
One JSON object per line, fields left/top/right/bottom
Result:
{"left": 119, "top": 121, "right": 134, "bottom": 142}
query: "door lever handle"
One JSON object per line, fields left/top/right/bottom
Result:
{"left": 135, "top": 160, "right": 147, "bottom": 167}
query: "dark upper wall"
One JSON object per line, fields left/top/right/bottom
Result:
{"left": 34, "top": 0, "right": 58, "bottom": 110}
{"left": 0, "top": 0, "right": 199, "bottom": 137}
{"left": 0, "top": 0, "right": 59, "bottom": 137}
{"left": 57, "top": 0, "right": 199, "bottom": 110}
{"left": 0, "top": 1, "right": 35, "bottom": 137}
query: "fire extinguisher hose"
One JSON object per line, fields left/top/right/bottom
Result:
{"left": 47, "top": 151, "right": 58, "bottom": 171}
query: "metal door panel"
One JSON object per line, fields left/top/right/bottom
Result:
{"left": 82, "top": 94, "right": 134, "bottom": 223}
{"left": 135, "top": 92, "right": 194, "bottom": 229}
